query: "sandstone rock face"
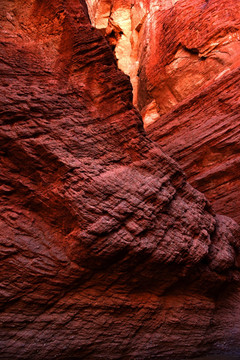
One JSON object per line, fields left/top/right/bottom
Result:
{"left": 135, "top": 0, "right": 240, "bottom": 116}
{"left": 1, "top": 0, "right": 240, "bottom": 359}
{"left": 142, "top": 0, "right": 240, "bottom": 224}
{"left": 147, "top": 69, "right": 240, "bottom": 224}
{"left": 87, "top": 0, "right": 240, "bottom": 223}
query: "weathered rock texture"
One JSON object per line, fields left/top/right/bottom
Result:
{"left": 1, "top": 0, "right": 240, "bottom": 359}
{"left": 147, "top": 69, "right": 240, "bottom": 225}
{"left": 87, "top": 0, "right": 240, "bottom": 223}
{"left": 143, "top": 0, "right": 240, "bottom": 224}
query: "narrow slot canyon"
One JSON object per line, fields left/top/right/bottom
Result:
{"left": 0, "top": 1, "right": 240, "bottom": 359}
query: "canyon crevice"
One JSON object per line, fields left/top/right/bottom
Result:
{"left": 0, "top": 0, "right": 240, "bottom": 359}
{"left": 86, "top": 0, "right": 240, "bottom": 224}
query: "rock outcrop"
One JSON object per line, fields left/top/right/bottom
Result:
{"left": 1, "top": 0, "right": 240, "bottom": 359}
{"left": 86, "top": 0, "right": 240, "bottom": 223}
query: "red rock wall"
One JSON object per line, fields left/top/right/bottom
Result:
{"left": 1, "top": 0, "right": 240, "bottom": 359}
{"left": 136, "top": 0, "right": 240, "bottom": 114}
{"left": 147, "top": 69, "right": 240, "bottom": 224}
{"left": 87, "top": 0, "right": 240, "bottom": 223}
{"left": 142, "top": 0, "right": 240, "bottom": 224}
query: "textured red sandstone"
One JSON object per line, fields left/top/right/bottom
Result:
{"left": 141, "top": 0, "right": 240, "bottom": 223}
{"left": 0, "top": 1, "right": 240, "bottom": 359}
{"left": 147, "top": 68, "right": 240, "bottom": 224}
{"left": 143, "top": 0, "right": 240, "bottom": 224}
{"left": 90, "top": 0, "right": 240, "bottom": 223}
{"left": 136, "top": 0, "right": 240, "bottom": 115}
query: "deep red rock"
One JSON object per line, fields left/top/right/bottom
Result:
{"left": 0, "top": 0, "right": 240, "bottom": 359}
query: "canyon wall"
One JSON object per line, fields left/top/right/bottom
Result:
{"left": 1, "top": 0, "right": 240, "bottom": 359}
{"left": 143, "top": 0, "right": 240, "bottom": 224}
{"left": 87, "top": 0, "right": 240, "bottom": 223}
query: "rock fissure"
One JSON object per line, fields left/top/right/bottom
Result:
{"left": 85, "top": 0, "right": 240, "bottom": 224}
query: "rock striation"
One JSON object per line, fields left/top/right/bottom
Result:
{"left": 141, "top": 0, "right": 240, "bottom": 224}
{"left": 0, "top": 0, "right": 240, "bottom": 359}
{"left": 147, "top": 68, "right": 240, "bottom": 224}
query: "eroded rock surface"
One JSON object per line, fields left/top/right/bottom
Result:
{"left": 1, "top": 0, "right": 240, "bottom": 359}
{"left": 86, "top": 0, "right": 240, "bottom": 223}
{"left": 142, "top": 0, "right": 240, "bottom": 224}
{"left": 147, "top": 69, "right": 240, "bottom": 224}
